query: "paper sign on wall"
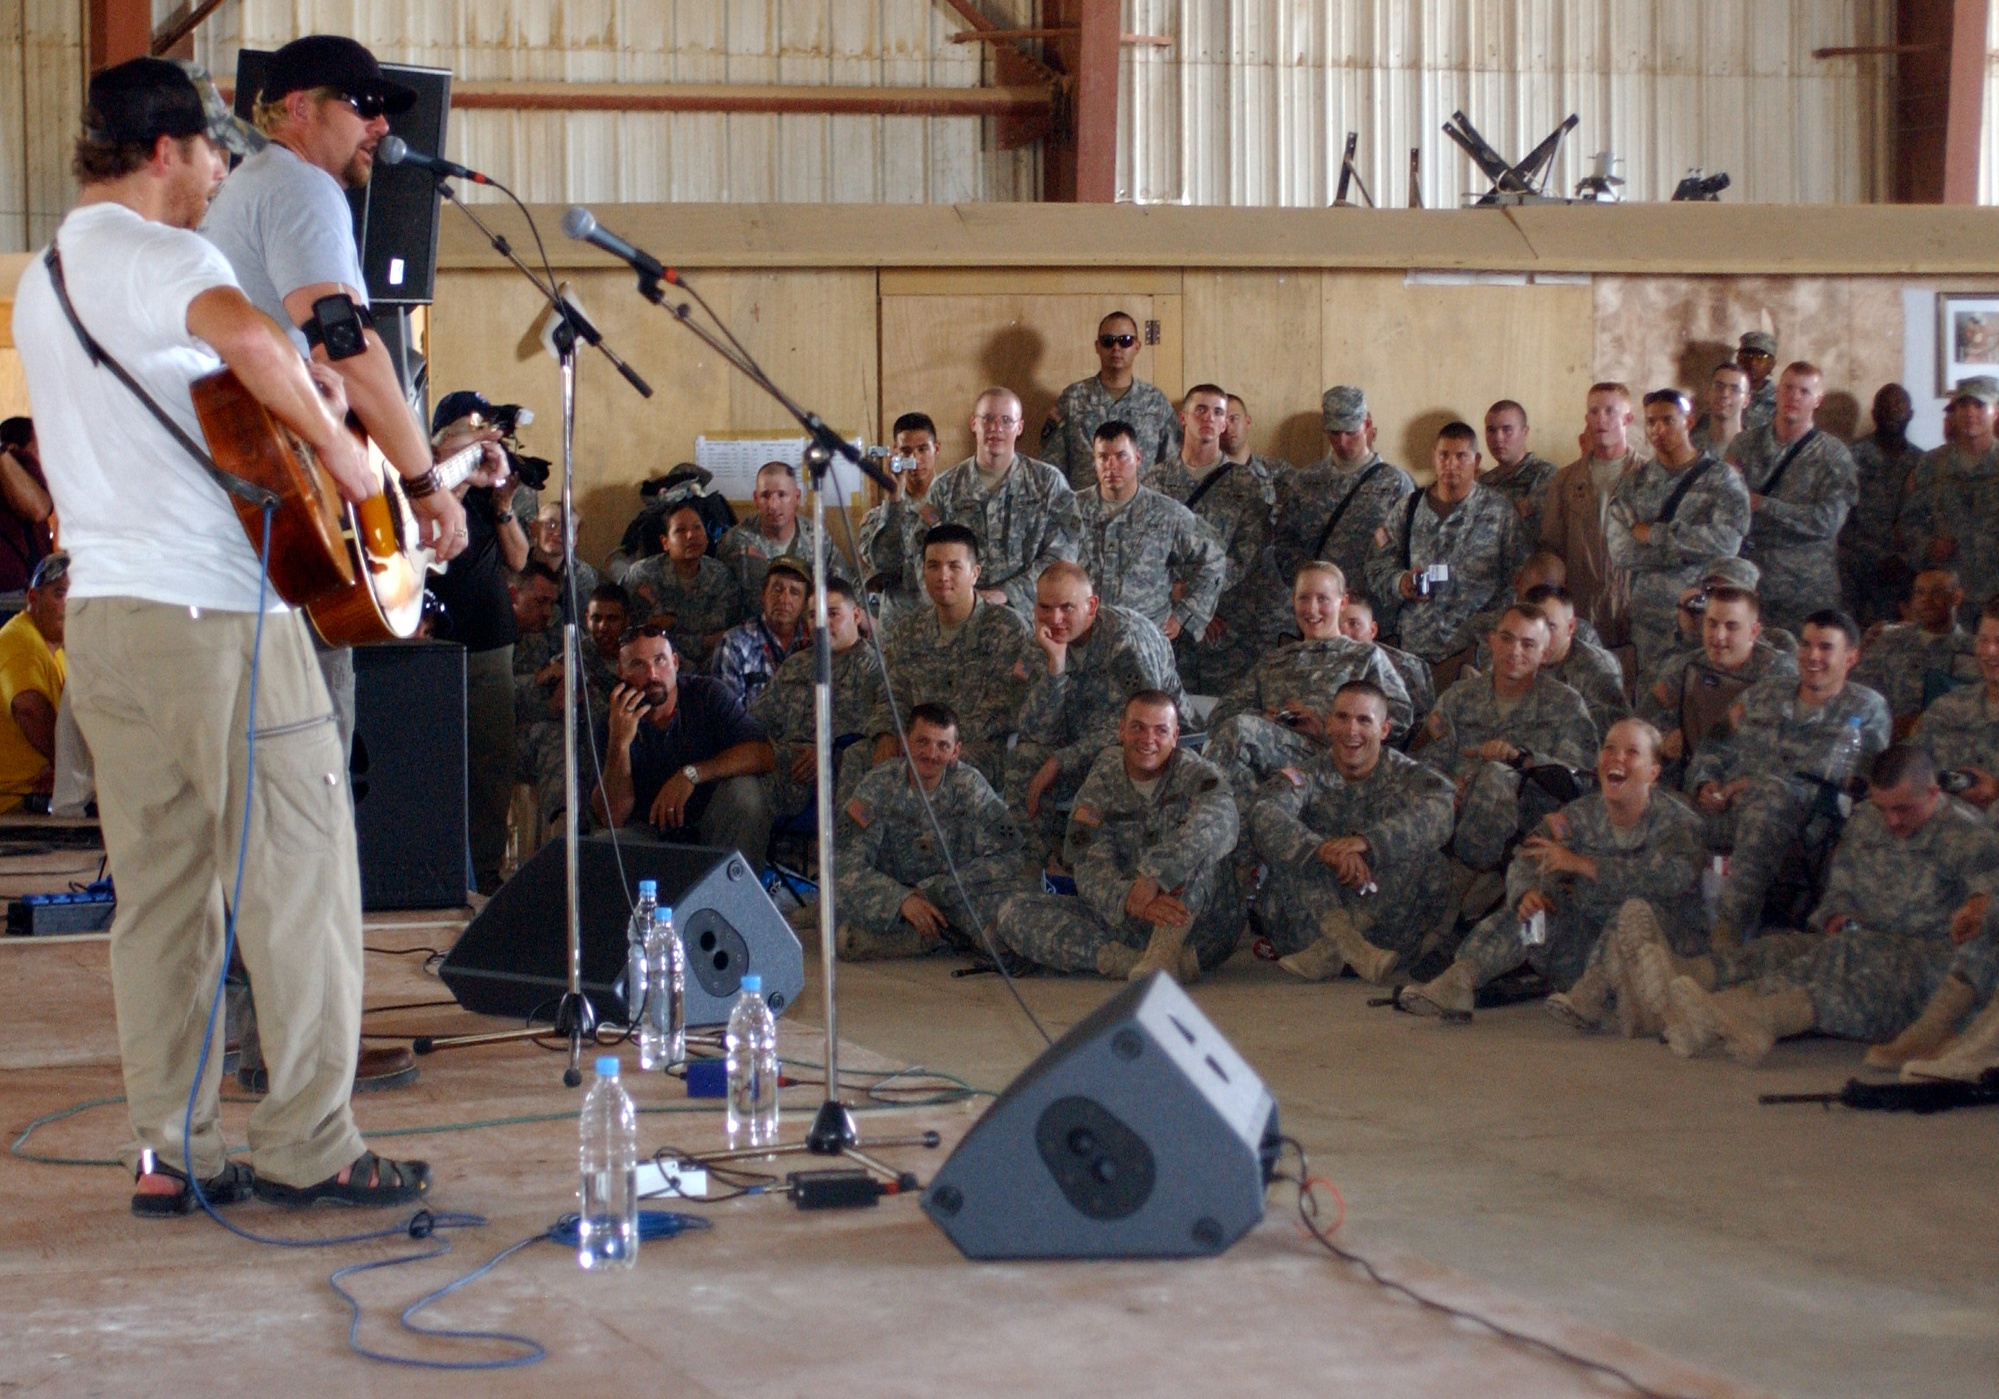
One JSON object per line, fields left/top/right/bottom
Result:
{"left": 695, "top": 433, "right": 865, "bottom": 502}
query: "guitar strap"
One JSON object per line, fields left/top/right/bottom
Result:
{"left": 42, "top": 244, "right": 280, "bottom": 512}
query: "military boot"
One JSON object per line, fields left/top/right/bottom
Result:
{"left": 1401, "top": 960, "right": 1477, "bottom": 1017}
{"left": 1864, "top": 975, "right": 1976, "bottom": 1070}
{"left": 1096, "top": 941, "right": 1143, "bottom": 979}
{"left": 1903, "top": 991, "right": 1999, "bottom": 1084}
{"left": 1129, "top": 920, "right": 1194, "bottom": 983}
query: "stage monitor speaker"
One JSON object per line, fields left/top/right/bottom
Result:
{"left": 352, "top": 642, "right": 467, "bottom": 910}
{"left": 923, "top": 974, "right": 1279, "bottom": 1260}
{"left": 231, "top": 52, "right": 451, "bottom": 305}
{"left": 438, "top": 834, "right": 804, "bottom": 1027}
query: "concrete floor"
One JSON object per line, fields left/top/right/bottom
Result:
{"left": 0, "top": 851, "right": 1993, "bottom": 1397}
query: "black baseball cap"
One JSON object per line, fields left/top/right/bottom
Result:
{"left": 432, "top": 390, "right": 495, "bottom": 435}
{"left": 87, "top": 57, "right": 213, "bottom": 145}
{"left": 259, "top": 35, "right": 416, "bottom": 115}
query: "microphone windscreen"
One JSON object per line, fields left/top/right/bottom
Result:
{"left": 561, "top": 206, "right": 596, "bottom": 240}
{"left": 379, "top": 134, "right": 409, "bottom": 166}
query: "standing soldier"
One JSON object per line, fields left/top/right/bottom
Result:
{"left": 1541, "top": 382, "right": 1643, "bottom": 649}
{"left": 1728, "top": 330, "right": 1781, "bottom": 438}
{"left": 1725, "top": 362, "right": 1859, "bottom": 635}
{"left": 927, "top": 387, "right": 1080, "bottom": 616}
{"left": 997, "top": 692, "right": 1240, "bottom": 983}
{"left": 834, "top": 704, "right": 1022, "bottom": 961}
{"left": 1479, "top": 399, "right": 1559, "bottom": 544}
{"left": 1839, "top": 384, "right": 1922, "bottom": 624}
{"left": 1075, "top": 420, "right": 1224, "bottom": 643}
{"left": 1690, "top": 361, "right": 1751, "bottom": 459}
{"left": 1899, "top": 376, "right": 1999, "bottom": 624}
{"left": 1250, "top": 682, "right": 1456, "bottom": 985}
{"left": 1041, "top": 311, "right": 1180, "bottom": 490}
{"left": 856, "top": 410, "right": 943, "bottom": 627}
{"left": 1270, "top": 386, "right": 1415, "bottom": 636}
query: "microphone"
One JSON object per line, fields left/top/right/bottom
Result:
{"left": 378, "top": 135, "right": 488, "bottom": 185}
{"left": 562, "top": 207, "right": 675, "bottom": 285}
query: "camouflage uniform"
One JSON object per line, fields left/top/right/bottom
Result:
{"left": 1247, "top": 747, "right": 1455, "bottom": 960}
{"left": 1479, "top": 454, "right": 1559, "bottom": 546}
{"left": 1689, "top": 675, "right": 1892, "bottom": 931}
{"left": 1726, "top": 426, "right": 1859, "bottom": 635}
{"left": 1912, "top": 682, "right": 1999, "bottom": 777}
{"left": 996, "top": 745, "right": 1241, "bottom": 974}
{"left": 1604, "top": 452, "right": 1752, "bottom": 676}
{"left": 1744, "top": 800, "right": 1999, "bottom": 1040}
{"left": 856, "top": 490, "right": 938, "bottom": 628}
{"left": 1898, "top": 442, "right": 1999, "bottom": 619}
{"left": 1423, "top": 670, "right": 1599, "bottom": 870}
{"left": 1744, "top": 379, "right": 1777, "bottom": 437}
{"left": 1363, "top": 483, "right": 1526, "bottom": 665}
{"left": 750, "top": 640, "right": 884, "bottom": 822}
{"left": 1839, "top": 435, "right": 1924, "bottom": 624}
{"left": 1454, "top": 792, "right": 1706, "bottom": 991}
{"left": 1040, "top": 376, "right": 1181, "bottom": 491}
{"left": 1004, "top": 605, "right": 1186, "bottom": 857}
{"left": 870, "top": 599, "right": 1036, "bottom": 790}
{"left": 1853, "top": 621, "right": 1979, "bottom": 723}
{"left": 1464, "top": 630, "right": 1628, "bottom": 738}
{"left": 834, "top": 759, "right": 1023, "bottom": 959}
{"left": 1074, "top": 484, "right": 1226, "bottom": 638}
{"left": 1640, "top": 639, "right": 1798, "bottom": 791}
{"left": 1377, "top": 642, "right": 1436, "bottom": 728}
{"left": 1270, "top": 453, "right": 1416, "bottom": 632}
{"left": 709, "top": 617, "right": 808, "bottom": 707}
{"left": 516, "top": 631, "right": 619, "bottom": 827}
{"left": 1204, "top": 637, "right": 1415, "bottom": 819}
{"left": 716, "top": 516, "right": 836, "bottom": 606}
{"left": 925, "top": 454, "right": 1081, "bottom": 616}
{"left": 1143, "top": 454, "right": 1278, "bottom": 693}
{"left": 622, "top": 554, "right": 745, "bottom": 669}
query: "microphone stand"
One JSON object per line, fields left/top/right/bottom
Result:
{"left": 423, "top": 183, "right": 651, "bottom": 1086}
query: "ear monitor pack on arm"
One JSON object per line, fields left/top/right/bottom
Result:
{"left": 300, "top": 293, "right": 374, "bottom": 361}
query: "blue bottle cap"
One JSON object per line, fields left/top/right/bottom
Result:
{"left": 658, "top": 906, "right": 673, "bottom": 921}
{"left": 637, "top": 880, "right": 657, "bottom": 897}
{"left": 595, "top": 1056, "right": 620, "bottom": 1077}
{"left": 741, "top": 974, "right": 763, "bottom": 993}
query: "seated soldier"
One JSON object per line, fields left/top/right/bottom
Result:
{"left": 1471, "top": 584, "right": 1627, "bottom": 738}
{"left": 1403, "top": 718, "right": 1705, "bottom": 1020}
{"left": 1249, "top": 680, "right": 1455, "bottom": 984}
{"left": 1007, "top": 560, "right": 1186, "bottom": 863}
{"left": 711, "top": 557, "right": 811, "bottom": 706}
{"left": 833, "top": 702, "right": 1022, "bottom": 961}
{"left": 1419, "top": 604, "right": 1599, "bottom": 878}
{"left": 869, "top": 523, "right": 1034, "bottom": 789}
{"left": 1691, "top": 609, "right": 1891, "bottom": 946}
{"left": 1206, "top": 562, "right": 1413, "bottom": 820}
{"left": 1624, "top": 745, "right": 1999, "bottom": 1067}
{"left": 751, "top": 576, "right": 881, "bottom": 823}
{"left": 1660, "top": 556, "right": 1794, "bottom": 661}
{"left": 717, "top": 460, "right": 822, "bottom": 604}
{"left": 507, "top": 563, "right": 566, "bottom": 829}
{"left": 1854, "top": 566, "right": 1978, "bottom": 739}
{"left": 623, "top": 500, "right": 745, "bottom": 668}
{"left": 1912, "top": 594, "right": 1999, "bottom": 813}
{"left": 855, "top": 410, "right": 942, "bottom": 628}
{"left": 1640, "top": 582, "right": 1796, "bottom": 788}
{"left": 521, "top": 580, "right": 630, "bottom": 832}
{"left": 0, "top": 552, "right": 67, "bottom": 812}
{"left": 1074, "top": 418, "right": 1224, "bottom": 643}
{"left": 591, "top": 627, "right": 775, "bottom": 860}
{"left": 1340, "top": 593, "right": 1434, "bottom": 727}
{"left": 1363, "top": 421, "right": 1526, "bottom": 680}
{"left": 997, "top": 691, "right": 1240, "bottom": 984}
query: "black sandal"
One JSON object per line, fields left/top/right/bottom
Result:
{"left": 130, "top": 1149, "right": 256, "bottom": 1218}
{"left": 252, "top": 1150, "right": 432, "bottom": 1209}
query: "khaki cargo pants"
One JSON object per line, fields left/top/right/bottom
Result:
{"left": 67, "top": 597, "right": 365, "bottom": 1189}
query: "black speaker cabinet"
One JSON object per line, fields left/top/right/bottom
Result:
{"left": 438, "top": 835, "right": 804, "bottom": 1027}
{"left": 923, "top": 974, "right": 1279, "bottom": 1260}
{"left": 351, "top": 641, "right": 467, "bottom": 910}
{"left": 232, "top": 51, "right": 451, "bottom": 305}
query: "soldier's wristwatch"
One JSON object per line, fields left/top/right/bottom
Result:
{"left": 681, "top": 764, "right": 701, "bottom": 786}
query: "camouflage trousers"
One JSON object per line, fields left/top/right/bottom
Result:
{"left": 1714, "top": 776, "right": 1825, "bottom": 931}
{"left": 1174, "top": 607, "right": 1271, "bottom": 698}
{"left": 762, "top": 739, "right": 872, "bottom": 825}
{"left": 1205, "top": 714, "right": 1319, "bottom": 831}
{"left": 1256, "top": 853, "right": 1448, "bottom": 959}
{"left": 1450, "top": 762, "right": 1573, "bottom": 872}
{"left": 838, "top": 869, "right": 1025, "bottom": 962}
{"left": 1951, "top": 934, "right": 1999, "bottom": 1000}
{"left": 519, "top": 718, "right": 569, "bottom": 826}
{"left": 1759, "top": 926, "right": 1957, "bottom": 1043}
{"left": 1003, "top": 742, "right": 1092, "bottom": 861}
{"left": 996, "top": 877, "right": 1243, "bottom": 975}
{"left": 1453, "top": 896, "right": 1639, "bottom": 993}
{"left": 1625, "top": 591, "right": 1681, "bottom": 687}
{"left": 1709, "top": 929, "right": 1823, "bottom": 988}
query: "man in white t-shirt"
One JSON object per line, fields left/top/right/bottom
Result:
{"left": 12, "top": 59, "right": 431, "bottom": 1216}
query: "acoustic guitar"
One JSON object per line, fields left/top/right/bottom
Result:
{"left": 189, "top": 367, "right": 489, "bottom": 646}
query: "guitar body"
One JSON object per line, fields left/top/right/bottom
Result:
{"left": 190, "top": 367, "right": 439, "bottom": 646}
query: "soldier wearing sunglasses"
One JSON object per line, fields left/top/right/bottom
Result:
{"left": 1040, "top": 311, "right": 1181, "bottom": 492}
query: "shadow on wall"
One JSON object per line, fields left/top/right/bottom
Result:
{"left": 1677, "top": 339, "right": 1733, "bottom": 392}
{"left": 1399, "top": 408, "right": 1459, "bottom": 477}
{"left": 981, "top": 323, "right": 1054, "bottom": 449}
{"left": 1275, "top": 412, "right": 1322, "bottom": 467}
{"left": 1817, "top": 390, "right": 1861, "bottom": 441}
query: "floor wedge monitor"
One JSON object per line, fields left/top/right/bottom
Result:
{"left": 923, "top": 973, "right": 1280, "bottom": 1260}
{"left": 438, "top": 835, "right": 803, "bottom": 1027}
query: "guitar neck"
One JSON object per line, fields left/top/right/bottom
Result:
{"left": 434, "top": 442, "right": 492, "bottom": 496}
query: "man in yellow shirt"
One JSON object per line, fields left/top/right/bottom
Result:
{"left": 0, "top": 551, "right": 67, "bottom": 811}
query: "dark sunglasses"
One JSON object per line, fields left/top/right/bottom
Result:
{"left": 339, "top": 92, "right": 388, "bottom": 120}
{"left": 619, "top": 623, "right": 674, "bottom": 647}
{"left": 1097, "top": 334, "right": 1137, "bottom": 349}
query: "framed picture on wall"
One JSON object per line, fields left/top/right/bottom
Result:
{"left": 1938, "top": 293, "right": 1999, "bottom": 395}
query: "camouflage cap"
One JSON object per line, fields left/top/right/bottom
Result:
{"left": 1737, "top": 330, "right": 1778, "bottom": 357}
{"left": 1322, "top": 386, "right": 1368, "bottom": 433}
{"left": 1700, "top": 555, "right": 1760, "bottom": 590}
{"left": 1949, "top": 375, "right": 1999, "bottom": 407}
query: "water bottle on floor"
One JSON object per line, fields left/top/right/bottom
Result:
{"left": 725, "top": 975, "right": 780, "bottom": 1147}
{"left": 625, "top": 880, "right": 658, "bottom": 1043}
{"left": 640, "top": 904, "right": 686, "bottom": 1071}
{"left": 577, "top": 1056, "right": 638, "bottom": 1271}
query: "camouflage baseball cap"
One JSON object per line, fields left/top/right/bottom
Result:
{"left": 1322, "top": 386, "right": 1368, "bottom": 433}
{"left": 1737, "top": 330, "right": 1778, "bottom": 357}
{"left": 1950, "top": 375, "right": 1999, "bottom": 407}
{"left": 1700, "top": 555, "right": 1760, "bottom": 590}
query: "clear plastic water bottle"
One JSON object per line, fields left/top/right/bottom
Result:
{"left": 1701, "top": 854, "right": 1727, "bottom": 924}
{"left": 725, "top": 974, "right": 780, "bottom": 1147}
{"left": 1823, "top": 715, "right": 1866, "bottom": 784}
{"left": 625, "top": 880, "right": 657, "bottom": 1040}
{"left": 639, "top": 905, "right": 686, "bottom": 1071}
{"left": 576, "top": 1055, "right": 638, "bottom": 1271}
